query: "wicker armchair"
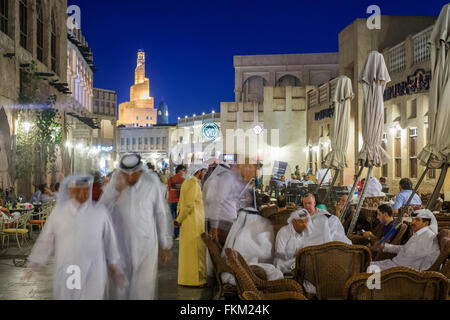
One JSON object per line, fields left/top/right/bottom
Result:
{"left": 293, "top": 241, "right": 372, "bottom": 300}
{"left": 374, "top": 223, "right": 409, "bottom": 261}
{"left": 201, "top": 233, "right": 267, "bottom": 300}
{"left": 225, "top": 248, "right": 307, "bottom": 300}
{"left": 344, "top": 267, "right": 449, "bottom": 300}
{"left": 421, "top": 193, "right": 444, "bottom": 212}
{"left": 201, "top": 233, "right": 238, "bottom": 299}
{"left": 427, "top": 229, "right": 450, "bottom": 278}
{"left": 268, "top": 212, "right": 290, "bottom": 238}
{"left": 397, "top": 204, "right": 424, "bottom": 218}
{"left": 260, "top": 205, "right": 278, "bottom": 219}
{"left": 363, "top": 196, "right": 387, "bottom": 208}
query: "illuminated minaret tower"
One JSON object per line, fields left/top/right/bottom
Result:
{"left": 118, "top": 50, "right": 157, "bottom": 127}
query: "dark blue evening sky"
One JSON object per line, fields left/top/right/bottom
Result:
{"left": 67, "top": 0, "right": 448, "bottom": 123}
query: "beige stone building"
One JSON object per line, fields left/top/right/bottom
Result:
{"left": 93, "top": 88, "right": 117, "bottom": 175}
{"left": 220, "top": 53, "right": 339, "bottom": 184}
{"left": 306, "top": 16, "right": 450, "bottom": 197}
{"left": 172, "top": 112, "right": 222, "bottom": 165}
{"left": 118, "top": 124, "right": 176, "bottom": 170}
{"left": 0, "top": 0, "right": 69, "bottom": 195}
{"left": 117, "top": 50, "right": 157, "bottom": 127}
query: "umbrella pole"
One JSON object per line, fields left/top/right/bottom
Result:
{"left": 404, "top": 166, "right": 429, "bottom": 207}
{"left": 340, "top": 166, "right": 364, "bottom": 223}
{"left": 324, "top": 169, "right": 339, "bottom": 204}
{"left": 315, "top": 168, "right": 330, "bottom": 193}
{"left": 347, "top": 166, "right": 373, "bottom": 235}
{"left": 427, "top": 163, "right": 448, "bottom": 210}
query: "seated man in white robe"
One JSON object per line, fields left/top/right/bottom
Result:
{"left": 369, "top": 209, "right": 440, "bottom": 272}
{"left": 221, "top": 181, "right": 283, "bottom": 286}
{"left": 365, "top": 177, "right": 385, "bottom": 197}
{"left": 24, "top": 175, "right": 123, "bottom": 300}
{"left": 302, "top": 193, "right": 351, "bottom": 245}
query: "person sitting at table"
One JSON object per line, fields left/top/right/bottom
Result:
{"left": 392, "top": 178, "right": 422, "bottom": 214}
{"left": 365, "top": 177, "right": 385, "bottom": 197}
{"left": 276, "top": 176, "right": 287, "bottom": 188}
{"left": 303, "top": 175, "right": 314, "bottom": 185}
{"left": 369, "top": 209, "right": 439, "bottom": 272}
{"left": 1, "top": 203, "right": 13, "bottom": 220}
{"left": 289, "top": 174, "right": 302, "bottom": 185}
{"left": 358, "top": 178, "right": 366, "bottom": 196}
{"left": 277, "top": 196, "right": 287, "bottom": 213}
{"left": 51, "top": 183, "right": 60, "bottom": 201}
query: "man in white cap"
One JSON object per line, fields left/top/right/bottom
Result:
{"left": 99, "top": 153, "right": 173, "bottom": 299}
{"left": 175, "top": 164, "right": 208, "bottom": 287}
{"left": 369, "top": 209, "right": 440, "bottom": 271}
{"left": 24, "top": 175, "right": 122, "bottom": 300}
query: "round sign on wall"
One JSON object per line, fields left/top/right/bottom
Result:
{"left": 202, "top": 123, "right": 220, "bottom": 141}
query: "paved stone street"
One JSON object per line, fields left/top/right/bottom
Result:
{"left": 0, "top": 239, "right": 215, "bottom": 300}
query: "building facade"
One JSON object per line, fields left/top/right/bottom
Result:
{"left": 172, "top": 112, "right": 222, "bottom": 165}
{"left": 93, "top": 88, "right": 117, "bottom": 176}
{"left": 220, "top": 53, "right": 339, "bottom": 183}
{"left": 118, "top": 50, "right": 157, "bottom": 127}
{"left": 0, "top": 0, "right": 69, "bottom": 196}
{"left": 118, "top": 124, "right": 176, "bottom": 170}
{"left": 304, "top": 16, "right": 450, "bottom": 197}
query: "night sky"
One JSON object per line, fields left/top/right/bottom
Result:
{"left": 67, "top": 0, "right": 448, "bottom": 123}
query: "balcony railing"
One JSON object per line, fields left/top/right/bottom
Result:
{"left": 389, "top": 42, "right": 406, "bottom": 73}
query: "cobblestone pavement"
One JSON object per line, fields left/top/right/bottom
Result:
{"left": 0, "top": 238, "right": 216, "bottom": 300}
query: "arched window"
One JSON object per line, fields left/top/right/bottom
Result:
{"left": 0, "top": 0, "right": 9, "bottom": 35}
{"left": 276, "top": 75, "right": 301, "bottom": 87}
{"left": 36, "top": 0, "right": 44, "bottom": 62}
{"left": 19, "top": 0, "right": 28, "bottom": 49}
{"left": 51, "top": 9, "right": 57, "bottom": 73}
{"left": 241, "top": 76, "right": 267, "bottom": 103}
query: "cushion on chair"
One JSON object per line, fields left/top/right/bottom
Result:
{"left": 29, "top": 220, "right": 46, "bottom": 225}
{"left": 3, "top": 229, "right": 29, "bottom": 234}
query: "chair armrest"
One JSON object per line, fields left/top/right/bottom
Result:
{"left": 260, "top": 278, "right": 304, "bottom": 294}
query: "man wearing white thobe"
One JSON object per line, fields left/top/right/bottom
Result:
{"left": 100, "top": 153, "right": 173, "bottom": 300}
{"left": 203, "top": 163, "right": 245, "bottom": 246}
{"left": 369, "top": 209, "right": 440, "bottom": 271}
{"left": 25, "top": 175, "right": 122, "bottom": 300}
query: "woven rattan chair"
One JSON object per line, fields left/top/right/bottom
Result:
{"left": 201, "top": 233, "right": 238, "bottom": 299}
{"left": 293, "top": 241, "right": 372, "bottom": 300}
{"left": 427, "top": 229, "right": 450, "bottom": 278}
{"left": 268, "top": 212, "right": 290, "bottom": 238}
{"left": 225, "top": 248, "right": 307, "bottom": 300}
{"left": 374, "top": 223, "right": 409, "bottom": 261}
{"left": 260, "top": 205, "right": 278, "bottom": 219}
{"left": 201, "top": 233, "right": 267, "bottom": 300}
{"left": 362, "top": 196, "right": 387, "bottom": 208}
{"left": 397, "top": 204, "right": 424, "bottom": 218}
{"left": 344, "top": 267, "right": 449, "bottom": 300}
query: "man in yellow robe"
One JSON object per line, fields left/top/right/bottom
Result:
{"left": 175, "top": 164, "right": 208, "bottom": 286}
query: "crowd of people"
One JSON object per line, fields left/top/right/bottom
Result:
{"left": 18, "top": 154, "right": 441, "bottom": 300}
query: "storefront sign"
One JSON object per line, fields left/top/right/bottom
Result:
{"left": 202, "top": 123, "right": 220, "bottom": 141}
{"left": 272, "top": 161, "right": 287, "bottom": 180}
{"left": 384, "top": 69, "right": 431, "bottom": 101}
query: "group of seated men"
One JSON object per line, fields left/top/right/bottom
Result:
{"left": 222, "top": 190, "right": 440, "bottom": 293}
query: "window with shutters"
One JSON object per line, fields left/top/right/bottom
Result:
{"left": 19, "top": 0, "right": 28, "bottom": 49}
{"left": 36, "top": 0, "right": 44, "bottom": 62}
{"left": 0, "top": 0, "right": 8, "bottom": 35}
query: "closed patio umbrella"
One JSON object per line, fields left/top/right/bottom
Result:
{"left": 321, "top": 76, "right": 354, "bottom": 202}
{"left": 346, "top": 51, "right": 391, "bottom": 235}
{"left": 417, "top": 4, "right": 450, "bottom": 209}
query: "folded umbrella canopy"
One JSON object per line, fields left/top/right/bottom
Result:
{"left": 417, "top": 4, "right": 450, "bottom": 209}
{"left": 324, "top": 75, "right": 354, "bottom": 170}
{"left": 321, "top": 76, "right": 354, "bottom": 202}
{"left": 346, "top": 51, "right": 391, "bottom": 235}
